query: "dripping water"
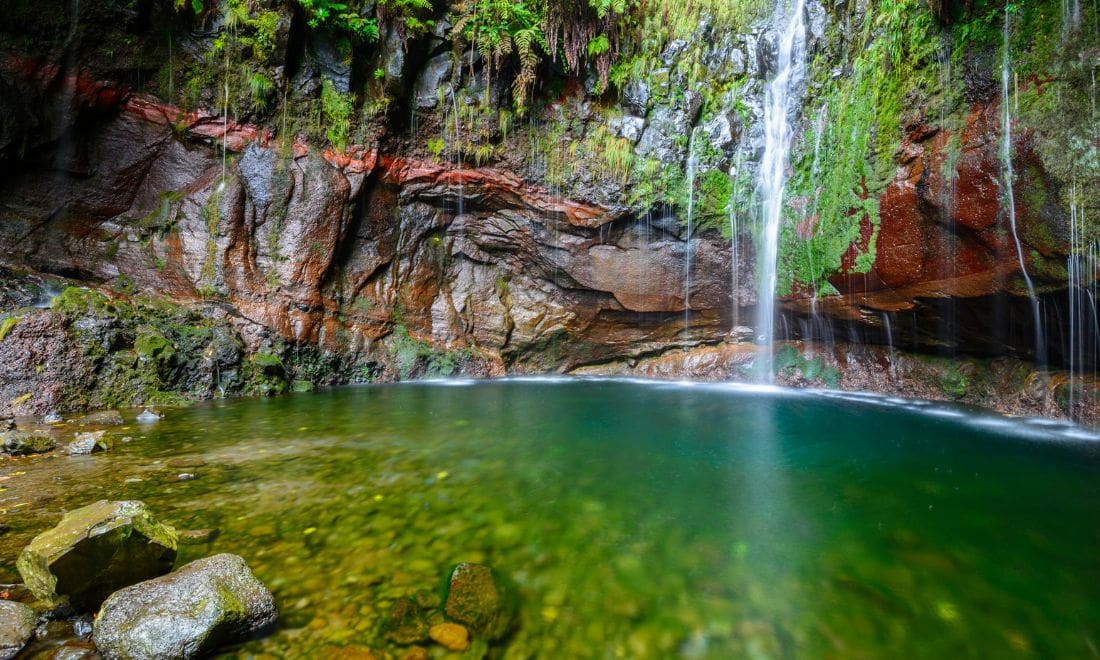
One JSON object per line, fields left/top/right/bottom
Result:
{"left": 728, "top": 151, "right": 744, "bottom": 336}
{"left": 756, "top": 0, "right": 808, "bottom": 381}
{"left": 1000, "top": 9, "right": 1045, "bottom": 367}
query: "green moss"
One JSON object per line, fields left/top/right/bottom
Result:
{"left": 135, "top": 332, "right": 175, "bottom": 361}
{"left": 51, "top": 287, "right": 112, "bottom": 316}
{"left": 0, "top": 316, "right": 19, "bottom": 342}
{"left": 939, "top": 363, "right": 969, "bottom": 399}
{"left": 772, "top": 345, "right": 840, "bottom": 388}
{"left": 388, "top": 323, "right": 465, "bottom": 380}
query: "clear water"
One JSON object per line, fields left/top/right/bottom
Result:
{"left": 2, "top": 380, "right": 1099, "bottom": 658}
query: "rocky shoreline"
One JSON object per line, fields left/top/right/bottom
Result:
{"left": 2, "top": 269, "right": 1095, "bottom": 428}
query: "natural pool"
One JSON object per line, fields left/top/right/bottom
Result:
{"left": 2, "top": 379, "right": 1099, "bottom": 658}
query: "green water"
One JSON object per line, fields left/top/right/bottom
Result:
{"left": 2, "top": 379, "right": 1099, "bottom": 658}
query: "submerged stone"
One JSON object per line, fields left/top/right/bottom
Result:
{"left": 93, "top": 553, "right": 276, "bottom": 660}
{"left": 16, "top": 500, "right": 177, "bottom": 610}
{"left": 0, "top": 600, "right": 36, "bottom": 660}
{"left": 1, "top": 430, "right": 55, "bottom": 455}
{"left": 66, "top": 431, "right": 112, "bottom": 455}
{"left": 443, "top": 563, "right": 516, "bottom": 641}
{"left": 78, "top": 410, "right": 123, "bottom": 426}
{"left": 429, "top": 622, "right": 470, "bottom": 651}
{"left": 382, "top": 597, "right": 429, "bottom": 645}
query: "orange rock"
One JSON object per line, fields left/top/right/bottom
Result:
{"left": 429, "top": 622, "right": 470, "bottom": 651}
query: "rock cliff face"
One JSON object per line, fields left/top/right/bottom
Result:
{"left": 0, "top": 0, "right": 1097, "bottom": 422}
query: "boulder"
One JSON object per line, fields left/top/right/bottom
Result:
{"left": 443, "top": 563, "right": 515, "bottom": 641}
{"left": 66, "top": 431, "right": 113, "bottom": 455}
{"left": 1, "top": 429, "right": 56, "bottom": 455}
{"left": 16, "top": 500, "right": 177, "bottom": 610}
{"left": 0, "top": 600, "right": 37, "bottom": 660}
{"left": 92, "top": 554, "right": 277, "bottom": 660}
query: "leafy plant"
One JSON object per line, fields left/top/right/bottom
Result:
{"left": 297, "top": 0, "right": 380, "bottom": 40}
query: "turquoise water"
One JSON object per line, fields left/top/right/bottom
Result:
{"left": 2, "top": 379, "right": 1098, "bottom": 658}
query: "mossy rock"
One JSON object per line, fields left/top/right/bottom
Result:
{"left": 1, "top": 430, "right": 56, "bottom": 456}
{"left": 443, "top": 563, "right": 516, "bottom": 641}
{"left": 50, "top": 288, "right": 111, "bottom": 317}
{"left": 134, "top": 331, "right": 175, "bottom": 361}
{"left": 16, "top": 500, "right": 178, "bottom": 611}
{"left": 248, "top": 353, "right": 288, "bottom": 396}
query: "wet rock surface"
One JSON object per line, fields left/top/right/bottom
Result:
{"left": 66, "top": 431, "right": 113, "bottom": 455}
{"left": 0, "top": 600, "right": 36, "bottom": 660}
{"left": 92, "top": 553, "right": 277, "bottom": 660}
{"left": 17, "top": 500, "right": 177, "bottom": 610}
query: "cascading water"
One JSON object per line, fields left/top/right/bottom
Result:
{"left": 756, "top": 0, "right": 807, "bottom": 381}
{"left": 683, "top": 132, "right": 697, "bottom": 348}
{"left": 1000, "top": 8, "right": 1046, "bottom": 367}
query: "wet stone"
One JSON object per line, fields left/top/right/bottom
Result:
{"left": 65, "top": 431, "right": 112, "bottom": 455}
{"left": 0, "top": 600, "right": 36, "bottom": 660}
{"left": 382, "top": 597, "right": 429, "bottom": 645}
{"left": 92, "top": 554, "right": 277, "bottom": 660}
{"left": 443, "top": 563, "right": 516, "bottom": 641}
{"left": 429, "top": 622, "right": 470, "bottom": 651}
{"left": 16, "top": 500, "right": 177, "bottom": 610}
{"left": 1, "top": 430, "right": 56, "bottom": 456}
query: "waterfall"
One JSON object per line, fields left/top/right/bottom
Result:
{"left": 1000, "top": 9, "right": 1046, "bottom": 367}
{"left": 756, "top": 0, "right": 807, "bottom": 381}
{"left": 683, "top": 132, "right": 697, "bottom": 348}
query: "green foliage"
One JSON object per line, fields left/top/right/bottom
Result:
{"left": 297, "top": 0, "right": 380, "bottom": 40}
{"left": 427, "top": 137, "right": 446, "bottom": 159}
{"left": 249, "top": 72, "right": 273, "bottom": 111}
{"left": 321, "top": 80, "right": 354, "bottom": 149}
{"left": 388, "top": 323, "right": 463, "bottom": 380}
{"left": 773, "top": 345, "right": 840, "bottom": 388}
{"left": 453, "top": 0, "right": 549, "bottom": 110}
{"left": 379, "top": 0, "right": 436, "bottom": 35}
{"left": 939, "top": 363, "right": 969, "bottom": 398}
{"left": 779, "top": 0, "right": 938, "bottom": 295}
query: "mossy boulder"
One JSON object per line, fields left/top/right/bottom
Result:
{"left": 1, "top": 430, "right": 55, "bottom": 455}
{"left": 92, "top": 554, "right": 277, "bottom": 660}
{"left": 16, "top": 500, "right": 178, "bottom": 610}
{"left": 443, "top": 563, "right": 516, "bottom": 641}
{"left": 382, "top": 597, "right": 429, "bottom": 645}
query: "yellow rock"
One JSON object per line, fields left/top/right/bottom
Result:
{"left": 429, "top": 622, "right": 470, "bottom": 651}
